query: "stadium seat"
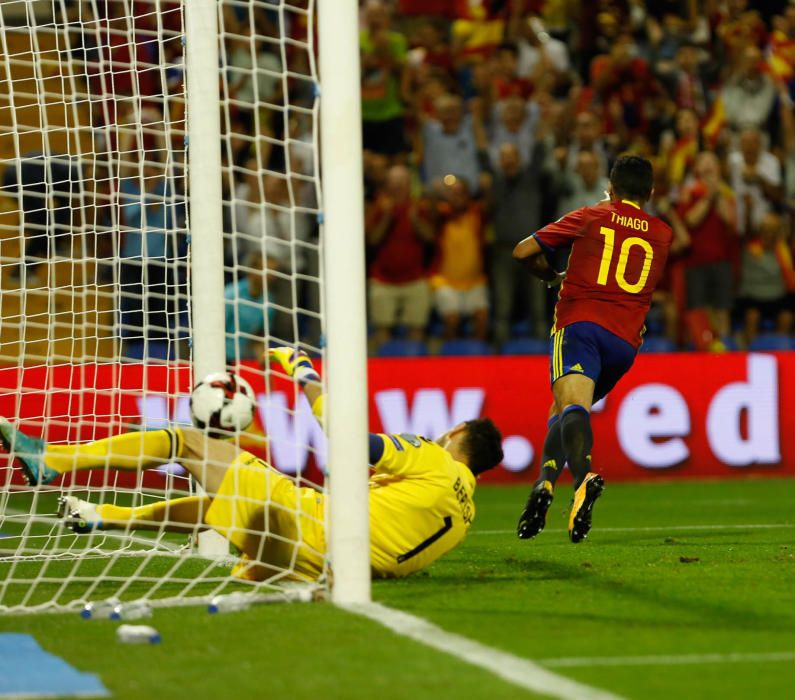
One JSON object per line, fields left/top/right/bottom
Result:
{"left": 748, "top": 334, "right": 795, "bottom": 352}
{"left": 439, "top": 339, "right": 492, "bottom": 356}
{"left": 501, "top": 338, "right": 548, "bottom": 355}
{"left": 376, "top": 339, "right": 428, "bottom": 358}
{"left": 720, "top": 336, "right": 739, "bottom": 351}
{"left": 639, "top": 337, "right": 676, "bottom": 353}
{"left": 122, "top": 341, "right": 177, "bottom": 361}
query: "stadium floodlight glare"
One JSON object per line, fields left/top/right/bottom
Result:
{"left": 0, "top": 0, "right": 370, "bottom": 613}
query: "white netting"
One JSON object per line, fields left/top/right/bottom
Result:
{"left": 0, "top": 0, "right": 327, "bottom": 614}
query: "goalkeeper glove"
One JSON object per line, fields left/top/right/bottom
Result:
{"left": 268, "top": 347, "right": 321, "bottom": 386}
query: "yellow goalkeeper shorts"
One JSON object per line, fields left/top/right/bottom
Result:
{"left": 204, "top": 450, "right": 326, "bottom": 581}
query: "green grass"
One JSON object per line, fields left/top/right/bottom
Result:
{"left": 1, "top": 478, "right": 794, "bottom": 700}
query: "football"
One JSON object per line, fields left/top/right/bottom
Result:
{"left": 189, "top": 371, "right": 256, "bottom": 438}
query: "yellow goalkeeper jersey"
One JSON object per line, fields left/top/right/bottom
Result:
{"left": 368, "top": 433, "right": 476, "bottom": 578}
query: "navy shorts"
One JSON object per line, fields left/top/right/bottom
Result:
{"left": 549, "top": 322, "right": 637, "bottom": 403}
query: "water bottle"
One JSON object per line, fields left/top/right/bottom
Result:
{"left": 116, "top": 624, "right": 161, "bottom": 645}
{"left": 110, "top": 600, "right": 152, "bottom": 620}
{"left": 282, "top": 588, "right": 314, "bottom": 603}
{"left": 208, "top": 591, "right": 252, "bottom": 614}
{"left": 81, "top": 597, "right": 121, "bottom": 619}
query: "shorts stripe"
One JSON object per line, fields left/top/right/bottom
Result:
{"left": 553, "top": 330, "right": 563, "bottom": 380}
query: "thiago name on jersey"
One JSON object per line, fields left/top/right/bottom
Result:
{"left": 610, "top": 212, "right": 649, "bottom": 232}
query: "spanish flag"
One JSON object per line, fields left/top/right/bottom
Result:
{"left": 702, "top": 98, "right": 726, "bottom": 148}
{"left": 746, "top": 239, "right": 795, "bottom": 292}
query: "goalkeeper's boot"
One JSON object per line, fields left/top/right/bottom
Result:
{"left": 517, "top": 480, "right": 554, "bottom": 540}
{"left": 268, "top": 347, "right": 320, "bottom": 385}
{"left": 568, "top": 472, "right": 605, "bottom": 543}
{"left": 0, "top": 417, "right": 59, "bottom": 486}
{"left": 58, "top": 496, "right": 103, "bottom": 534}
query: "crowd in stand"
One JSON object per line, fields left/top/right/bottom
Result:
{"left": 360, "top": 0, "right": 795, "bottom": 354}
{"left": 4, "top": 0, "right": 795, "bottom": 361}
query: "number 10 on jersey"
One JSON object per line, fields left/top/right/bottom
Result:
{"left": 596, "top": 226, "right": 654, "bottom": 294}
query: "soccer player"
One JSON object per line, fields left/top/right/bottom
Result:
{"left": 0, "top": 348, "right": 503, "bottom": 581}
{"left": 513, "top": 155, "right": 672, "bottom": 543}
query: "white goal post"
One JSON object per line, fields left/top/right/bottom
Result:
{"left": 0, "top": 0, "right": 370, "bottom": 612}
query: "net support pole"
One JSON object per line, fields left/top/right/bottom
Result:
{"left": 318, "top": 1, "right": 371, "bottom": 604}
{"left": 185, "top": 0, "right": 228, "bottom": 557}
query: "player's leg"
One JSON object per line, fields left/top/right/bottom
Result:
{"left": 59, "top": 494, "right": 210, "bottom": 534}
{"left": 0, "top": 419, "right": 240, "bottom": 490}
{"left": 517, "top": 402, "right": 563, "bottom": 539}
{"left": 0, "top": 419, "right": 188, "bottom": 486}
{"left": 177, "top": 428, "right": 241, "bottom": 495}
{"left": 548, "top": 323, "right": 606, "bottom": 543}
{"left": 562, "top": 325, "right": 636, "bottom": 543}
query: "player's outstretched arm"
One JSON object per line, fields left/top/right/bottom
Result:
{"left": 513, "top": 235, "right": 564, "bottom": 285}
{"left": 267, "top": 348, "right": 324, "bottom": 426}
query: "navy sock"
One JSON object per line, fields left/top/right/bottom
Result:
{"left": 536, "top": 416, "right": 564, "bottom": 487}
{"left": 560, "top": 405, "right": 593, "bottom": 489}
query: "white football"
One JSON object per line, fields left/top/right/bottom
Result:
{"left": 190, "top": 371, "right": 256, "bottom": 438}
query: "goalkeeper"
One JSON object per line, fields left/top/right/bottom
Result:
{"left": 0, "top": 349, "right": 503, "bottom": 582}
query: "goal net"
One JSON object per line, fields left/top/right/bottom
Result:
{"left": 0, "top": 0, "right": 332, "bottom": 614}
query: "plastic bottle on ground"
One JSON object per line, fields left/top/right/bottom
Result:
{"left": 208, "top": 591, "right": 252, "bottom": 614}
{"left": 81, "top": 597, "right": 121, "bottom": 619}
{"left": 110, "top": 600, "right": 153, "bottom": 620}
{"left": 116, "top": 624, "right": 161, "bottom": 644}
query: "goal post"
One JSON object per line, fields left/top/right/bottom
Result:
{"left": 317, "top": 0, "right": 371, "bottom": 606}
{"left": 0, "top": 0, "right": 370, "bottom": 612}
{"left": 184, "top": 0, "right": 231, "bottom": 558}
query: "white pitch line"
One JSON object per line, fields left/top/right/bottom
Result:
{"left": 345, "top": 602, "right": 626, "bottom": 700}
{"left": 541, "top": 651, "right": 795, "bottom": 668}
{"left": 472, "top": 522, "right": 795, "bottom": 536}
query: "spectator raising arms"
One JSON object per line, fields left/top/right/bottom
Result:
{"left": 430, "top": 177, "right": 489, "bottom": 341}
{"left": 366, "top": 166, "right": 435, "bottom": 351}
{"left": 677, "top": 152, "right": 738, "bottom": 346}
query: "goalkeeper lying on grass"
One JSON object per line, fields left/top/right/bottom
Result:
{"left": 0, "top": 348, "right": 503, "bottom": 582}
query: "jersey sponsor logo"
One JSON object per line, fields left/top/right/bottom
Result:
{"left": 387, "top": 434, "right": 404, "bottom": 451}
{"left": 610, "top": 211, "right": 649, "bottom": 232}
{"left": 398, "top": 433, "right": 422, "bottom": 448}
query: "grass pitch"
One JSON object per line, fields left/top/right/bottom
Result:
{"left": 1, "top": 477, "right": 794, "bottom": 700}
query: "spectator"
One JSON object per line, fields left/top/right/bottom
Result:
{"left": 555, "top": 149, "right": 609, "bottom": 216}
{"left": 492, "top": 42, "right": 533, "bottom": 100}
{"left": 736, "top": 212, "right": 795, "bottom": 346}
{"left": 589, "top": 31, "right": 661, "bottom": 136}
{"left": 555, "top": 109, "right": 610, "bottom": 177}
{"left": 490, "top": 142, "right": 549, "bottom": 344}
{"left": 486, "top": 96, "right": 540, "bottom": 170}
{"left": 728, "top": 127, "right": 783, "bottom": 235}
{"left": 430, "top": 177, "right": 489, "bottom": 341}
{"left": 419, "top": 94, "right": 487, "bottom": 191}
{"left": 677, "top": 152, "right": 738, "bottom": 343}
{"left": 720, "top": 45, "right": 777, "bottom": 132}
{"left": 118, "top": 149, "right": 187, "bottom": 355}
{"left": 2, "top": 153, "right": 83, "bottom": 284}
{"left": 227, "top": 33, "right": 283, "bottom": 133}
{"left": 225, "top": 251, "right": 275, "bottom": 362}
{"left": 658, "top": 107, "right": 701, "bottom": 187}
{"left": 363, "top": 150, "right": 389, "bottom": 202}
{"left": 665, "top": 43, "right": 712, "bottom": 118}
{"left": 360, "top": 1, "right": 408, "bottom": 156}
{"left": 366, "top": 165, "right": 435, "bottom": 351}
{"left": 508, "top": 15, "right": 570, "bottom": 82}
{"left": 234, "top": 162, "right": 311, "bottom": 342}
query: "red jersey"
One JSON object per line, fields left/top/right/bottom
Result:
{"left": 535, "top": 200, "right": 673, "bottom": 349}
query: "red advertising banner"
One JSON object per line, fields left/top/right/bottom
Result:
{"left": 1, "top": 352, "right": 793, "bottom": 486}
